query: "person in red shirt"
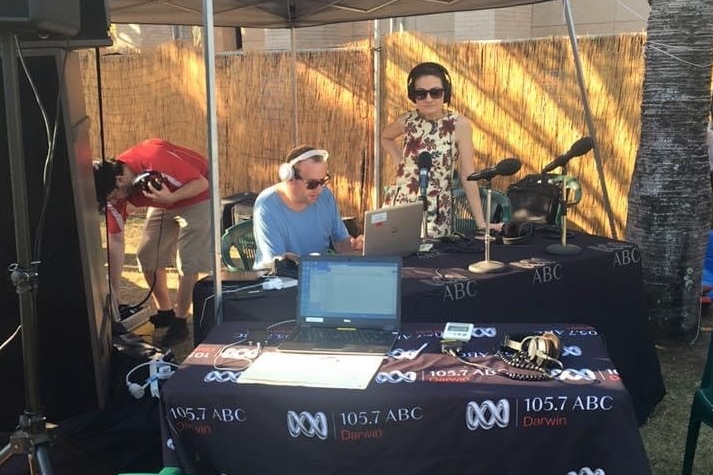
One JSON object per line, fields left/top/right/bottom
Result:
{"left": 93, "top": 138, "right": 211, "bottom": 347}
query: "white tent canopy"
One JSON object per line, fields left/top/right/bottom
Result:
{"left": 108, "top": 0, "right": 553, "bottom": 28}
{"left": 106, "top": 0, "right": 608, "bottom": 326}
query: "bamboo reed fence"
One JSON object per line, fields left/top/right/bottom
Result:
{"left": 80, "top": 32, "right": 648, "bottom": 237}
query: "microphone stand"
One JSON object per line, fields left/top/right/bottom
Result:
{"left": 545, "top": 164, "right": 581, "bottom": 255}
{"left": 468, "top": 178, "right": 505, "bottom": 274}
{"left": 420, "top": 189, "right": 428, "bottom": 241}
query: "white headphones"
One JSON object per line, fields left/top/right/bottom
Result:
{"left": 278, "top": 149, "right": 329, "bottom": 181}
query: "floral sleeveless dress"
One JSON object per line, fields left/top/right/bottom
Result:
{"left": 383, "top": 110, "right": 459, "bottom": 238}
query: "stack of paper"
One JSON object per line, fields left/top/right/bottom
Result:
{"left": 237, "top": 351, "right": 385, "bottom": 389}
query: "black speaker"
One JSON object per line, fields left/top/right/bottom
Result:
{"left": 501, "top": 219, "right": 535, "bottom": 245}
{"left": 0, "top": 49, "right": 112, "bottom": 430}
{"left": 506, "top": 174, "right": 562, "bottom": 225}
{"left": 0, "top": 0, "right": 81, "bottom": 36}
{"left": 18, "top": 0, "right": 112, "bottom": 49}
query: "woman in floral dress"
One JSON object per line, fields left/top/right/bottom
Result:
{"left": 381, "top": 62, "right": 488, "bottom": 238}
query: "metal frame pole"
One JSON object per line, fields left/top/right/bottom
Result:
{"left": 0, "top": 30, "right": 55, "bottom": 475}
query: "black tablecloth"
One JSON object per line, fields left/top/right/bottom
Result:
{"left": 160, "top": 320, "right": 651, "bottom": 475}
{"left": 193, "top": 231, "right": 665, "bottom": 424}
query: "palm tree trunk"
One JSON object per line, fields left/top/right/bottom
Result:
{"left": 626, "top": 0, "right": 713, "bottom": 343}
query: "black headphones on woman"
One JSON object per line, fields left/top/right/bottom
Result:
{"left": 407, "top": 62, "right": 453, "bottom": 104}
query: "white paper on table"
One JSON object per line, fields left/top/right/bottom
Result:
{"left": 237, "top": 351, "right": 385, "bottom": 390}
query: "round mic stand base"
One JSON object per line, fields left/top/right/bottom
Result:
{"left": 545, "top": 243, "right": 581, "bottom": 255}
{"left": 468, "top": 260, "right": 507, "bottom": 274}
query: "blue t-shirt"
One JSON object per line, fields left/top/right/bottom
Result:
{"left": 253, "top": 185, "right": 349, "bottom": 268}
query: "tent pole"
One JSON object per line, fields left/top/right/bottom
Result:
{"left": 291, "top": 27, "right": 299, "bottom": 145}
{"left": 203, "top": 0, "right": 223, "bottom": 325}
{"left": 373, "top": 19, "right": 381, "bottom": 208}
{"left": 562, "top": 0, "right": 618, "bottom": 239}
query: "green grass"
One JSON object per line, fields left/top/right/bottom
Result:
{"left": 640, "top": 313, "right": 713, "bottom": 474}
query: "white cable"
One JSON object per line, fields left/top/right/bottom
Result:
{"left": 262, "top": 277, "right": 284, "bottom": 290}
{"left": 266, "top": 319, "right": 296, "bottom": 331}
{"left": 614, "top": 0, "right": 648, "bottom": 22}
{"left": 212, "top": 337, "right": 253, "bottom": 371}
{"left": 645, "top": 42, "right": 713, "bottom": 69}
{"left": 125, "top": 357, "right": 180, "bottom": 399}
{"left": 0, "top": 325, "right": 21, "bottom": 352}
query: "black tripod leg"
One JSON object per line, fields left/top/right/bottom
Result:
{"left": 0, "top": 442, "right": 13, "bottom": 466}
{"left": 35, "top": 443, "right": 54, "bottom": 475}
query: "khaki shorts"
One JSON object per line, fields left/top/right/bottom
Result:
{"left": 136, "top": 200, "right": 212, "bottom": 275}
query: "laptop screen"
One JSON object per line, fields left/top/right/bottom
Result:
{"left": 297, "top": 255, "right": 401, "bottom": 329}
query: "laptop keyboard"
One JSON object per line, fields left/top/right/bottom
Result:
{"left": 293, "top": 327, "right": 393, "bottom": 344}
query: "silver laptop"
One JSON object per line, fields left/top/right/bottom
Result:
{"left": 362, "top": 201, "right": 423, "bottom": 256}
{"left": 277, "top": 254, "right": 402, "bottom": 355}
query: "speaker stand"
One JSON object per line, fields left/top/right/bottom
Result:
{"left": 0, "top": 30, "right": 55, "bottom": 474}
{"left": 469, "top": 185, "right": 505, "bottom": 273}
{"left": 545, "top": 165, "right": 580, "bottom": 256}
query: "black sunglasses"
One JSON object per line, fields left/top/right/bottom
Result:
{"left": 414, "top": 87, "right": 445, "bottom": 101}
{"left": 295, "top": 172, "right": 331, "bottom": 190}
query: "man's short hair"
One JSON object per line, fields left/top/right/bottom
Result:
{"left": 286, "top": 144, "right": 324, "bottom": 162}
{"left": 279, "top": 145, "right": 329, "bottom": 182}
{"left": 92, "top": 158, "right": 122, "bottom": 211}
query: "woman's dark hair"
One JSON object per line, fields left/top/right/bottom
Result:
{"left": 92, "top": 158, "right": 122, "bottom": 211}
{"left": 406, "top": 62, "right": 453, "bottom": 104}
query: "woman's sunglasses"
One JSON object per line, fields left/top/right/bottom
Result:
{"left": 296, "top": 172, "right": 331, "bottom": 190}
{"left": 414, "top": 87, "right": 445, "bottom": 101}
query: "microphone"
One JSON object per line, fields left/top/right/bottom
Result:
{"left": 466, "top": 157, "right": 522, "bottom": 182}
{"left": 418, "top": 152, "right": 432, "bottom": 200}
{"left": 541, "top": 137, "right": 594, "bottom": 173}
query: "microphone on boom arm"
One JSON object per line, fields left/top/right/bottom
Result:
{"left": 541, "top": 137, "right": 594, "bottom": 174}
{"left": 467, "top": 157, "right": 522, "bottom": 182}
{"left": 466, "top": 157, "right": 522, "bottom": 275}
{"left": 542, "top": 137, "right": 593, "bottom": 257}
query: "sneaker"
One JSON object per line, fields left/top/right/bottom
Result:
{"left": 150, "top": 309, "right": 176, "bottom": 328}
{"left": 159, "top": 318, "right": 189, "bottom": 347}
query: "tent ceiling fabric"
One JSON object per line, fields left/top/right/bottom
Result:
{"left": 108, "top": 0, "right": 552, "bottom": 28}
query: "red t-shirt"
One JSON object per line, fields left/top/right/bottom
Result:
{"left": 106, "top": 139, "right": 209, "bottom": 234}
{"left": 106, "top": 200, "right": 128, "bottom": 235}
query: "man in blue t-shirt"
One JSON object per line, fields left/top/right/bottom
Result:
{"left": 253, "top": 145, "right": 363, "bottom": 269}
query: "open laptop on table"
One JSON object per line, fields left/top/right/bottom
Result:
{"left": 277, "top": 254, "right": 402, "bottom": 355}
{"left": 361, "top": 201, "right": 423, "bottom": 256}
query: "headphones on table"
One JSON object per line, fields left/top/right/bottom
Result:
{"left": 407, "top": 62, "right": 453, "bottom": 104}
{"left": 500, "top": 219, "right": 535, "bottom": 245}
{"left": 497, "top": 332, "right": 564, "bottom": 380}
{"left": 278, "top": 149, "right": 329, "bottom": 182}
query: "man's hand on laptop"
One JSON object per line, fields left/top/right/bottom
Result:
{"left": 350, "top": 235, "right": 364, "bottom": 252}
{"left": 283, "top": 252, "right": 299, "bottom": 264}
{"left": 333, "top": 235, "right": 363, "bottom": 254}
